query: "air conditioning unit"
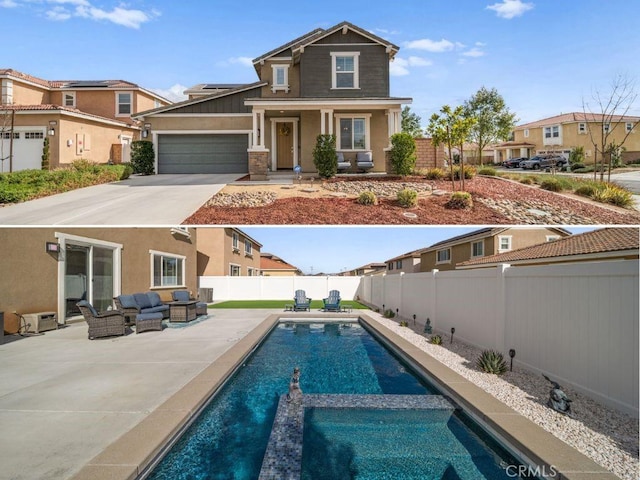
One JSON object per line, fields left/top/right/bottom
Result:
{"left": 23, "top": 312, "right": 58, "bottom": 334}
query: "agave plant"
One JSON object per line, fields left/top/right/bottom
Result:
{"left": 429, "top": 335, "right": 443, "bottom": 345}
{"left": 476, "top": 350, "right": 508, "bottom": 375}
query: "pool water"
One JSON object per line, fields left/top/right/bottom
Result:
{"left": 147, "top": 322, "right": 523, "bottom": 480}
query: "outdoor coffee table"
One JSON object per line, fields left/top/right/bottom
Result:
{"left": 169, "top": 301, "right": 198, "bottom": 322}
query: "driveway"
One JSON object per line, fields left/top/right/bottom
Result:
{"left": 0, "top": 173, "right": 243, "bottom": 225}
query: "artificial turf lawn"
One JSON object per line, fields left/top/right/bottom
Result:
{"left": 208, "top": 300, "right": 369, "bottom": 309}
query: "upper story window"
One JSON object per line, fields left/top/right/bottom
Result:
{"left": 271, "top": 64, "right": 289, "bottom": 92}
{"left": 331, "top": 52, "right": 360, "bottom": 89}
{"left": 436, "top": 248, "right": 451, "bottom": 264}
{"left": 336, "top": 115, "right": 370, "bottom": 151}
{"left": 546, "top": 235, "right": 560, "bottom": 242}
{"left": 544, "top": 125, "right": 560, "bottom": 139}
{"left": 232, "top": 232, "right": 239, "bottom": 251}
{"left": 154, "top": 99, "right": 162, "bottom": 108}
{"left": 471, "top": 240, "right": 484, "bottom": 258}
{"left": 523, "top": 129, "right": 529, "bottom": 138}
{"left": 64, "top": 92, "right": 76, "bottom": 108}
{"left": 498, "top": 235, "right": 512, "bottom": 253}
{"left": 116, "top": 91, "right": 132, "bottom": 116}
{"left": 230, "top": 264, "right": 240, "bottom": 276}
{"left": 388, "top": 262, "right": 393, "bottom": 271}
{"left": 396, "top": 260, "right": 402, "bottom": 269}
{"left": 578, "top": 123, "right": 587, "bottom": 134}
{"left": 626, "top": 122, "right": 634, "bottom": 133}
{"left": 603, "top": 123, "right": 611, "bottom": 133}
{"left": 245, "top": 239, "right": 253, "bottom": 256}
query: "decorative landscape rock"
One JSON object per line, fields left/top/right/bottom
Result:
{"left": 322, "top": 181, "right": 433, "bottom": 197}
{"left": 205, "top": 191, "right": 277, "bottom": 208}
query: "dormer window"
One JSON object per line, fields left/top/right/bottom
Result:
{"left": 64, "top": 92, "right": 76, "bottom": 108}
{"left": 271, "top": 65, "right": 289, "bottom": 92}
{"left": 116, "top": 91, "right": 132, "bottom": 116}
{"left": 331, "top": 52, "right": 359, "bottom": 89}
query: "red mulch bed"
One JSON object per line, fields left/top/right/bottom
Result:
{"left": 184, "top": 177, "right": 640, "bottom": 225}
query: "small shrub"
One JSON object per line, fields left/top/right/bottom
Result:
{"left": 41, "top": 137, "right": 50, "bottom": 170}
{"left": 130, "top": 140, "right": 156, "bottom": 175}
{"left": 312, "top": 134, "right": 337, "bottom": 179}
{"left": 424, "top": 168, "right": 445, "bottom": 180}
{"left": 429, "top": 335, "right": 442, "bottom": 345}
{"left": 519, "top": 177, "right": 533, "bottom": 185}
{"left": 478, "top": 166, "right": 497, "bottom": 176}
{"left": 399, "top": 320, "right": 408, "bottom": 327}
{"left": 389, "top": 132, "right": 417, "bottom": 176}
{"left": 445, "top": 191, "right": 473, "bottom": 209}
{"left": 540, "top": 178, "right": 564, "bottom": 192}
{"left": 574, "top": 184, "right": 596, "bottom": 197}
{"left": 383, "top": 309, "right": 396, "bottom": 318}
{"left": 476, "top": 350, "right": 508, "bottom": 375}
{"left": 357, "top": 191, "right": 378, "bottom": 205}
{"left": 573, "top": 166, "right": 594, "bottom": 174}
{"left": 570, "top": 163, "right": 585, "bottom": 172}
{"left": 397, "top": 188, "right": 418, "bottom": 207}
{"left": 597, "top": 184, "right": 634, "bottom": 207}
{"left": 445, "top": 165, "right": 476, "bottom": 180}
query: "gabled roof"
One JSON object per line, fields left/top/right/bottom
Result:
{"left": 516, "top": 112, "right": 640, "bottom": 130}
{"left": 386, "top": 247, "right": 429, "bottom": 263}
{"left": 260, "top": 252, "right": 300, "bottom": 272}
{"left": 425, "top": 227, "right": 570, "bottom": 251}
{"left": 458, "top": 228, "right": 639, "bottom": 268}
{"left": 133, "top": 81, "right": 267, "bottom": 118}
{"left": 252, "top": 21, "right": 399, "bottom": 67}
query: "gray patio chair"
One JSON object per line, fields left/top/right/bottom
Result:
{"left": 294, "top": 290, "right": 311, "bottom": 311}
{"left": 337, "top": 152, "right": 351, "bottom": 172}
{"left": 323, "top": 290, "right": 341, "bottom": 312}
{"left": 77, "top": 300, "right": 126, "bottom": 340}
{"left": 356, "top": 151, "right": 374, "bottom": 172}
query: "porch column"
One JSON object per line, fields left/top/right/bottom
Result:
{"left": 252, "top": 109, "right": 266, "bottom": 149}
{"left": 320, "top": 109, "right": 333, "bottom": 135}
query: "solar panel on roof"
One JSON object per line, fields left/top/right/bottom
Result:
{"left": 203, "top": 84, "right": 242, "bottom": 89}
{"left": 67, "top": 81, "right": 109, "bottom": 88}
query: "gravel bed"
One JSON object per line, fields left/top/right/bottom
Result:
{"left": 204, "top": 191, "right": 277, "bottom": 208}
{"left": 374, "top": 316, "right": 639, "bottom": 480}
{"left": 477, "top": 197, "right": 597, "bottom": 224}
{"left": 322, "top": 181, "right": 433, "bottom": 197}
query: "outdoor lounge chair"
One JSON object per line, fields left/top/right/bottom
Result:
{"left": 172, "top": 290, "right": 208, "bottom": 316}
{"left": 323, "top": 290, "right": 342, "bottom": 312}
{"left": 356, "top": 151, "right": 374, "bottom": 172}
{"left": 77, "top": 300, "right": 126, "bottom": 340}
{"left": 337, "top": 152, "right": 351, "bottom": 172}
{"left": 293, "top": 290, "right": 312, "bottom": 311}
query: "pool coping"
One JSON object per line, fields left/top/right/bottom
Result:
{"left": 69, "top": 312, "right": 618, "bottom": 480}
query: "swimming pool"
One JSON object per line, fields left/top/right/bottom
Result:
{"left": 145, "top": 321, "right": 528, "bottom": 479}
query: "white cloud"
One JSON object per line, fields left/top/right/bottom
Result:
{"left": 462, "top": 47, "right": 485, "bottom": 58}
{"left": 405, "top": 38, "right": 463, "bottom": 53}
{"left": 151, "top": 84, "right": 188, "bottom": 103}
{"left": 390, "top": 56, "right": 432, "bottom": 76}
{"left": 75, "top": 5, "right": 155, "bottom": 29}
{"left": 0, "top": 0, "right": 19, "bottom": 7}
{"left": 407, "top": 56, "right": 432, "bottom": 67}
{"left": 45, "top": 5, "right": 71, "bottom": 20}
{"left": 486, "top": 0, "right": 534, "bottom": 19}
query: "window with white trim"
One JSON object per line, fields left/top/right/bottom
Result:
{"left": 338, "top": 116, "right": 367, "bottom": 150}
{"left": 151, "top": 251, "right": 185, "bottom": 287}
{"left": 64, "top": 92, "right": 76, "bottom": 107}
{"left": 24, "top": 131, "right": 44, "bottom": 139}
{"left": 388, "top": 262, "right": 394, "bottom": 271}
{"left": 498, "top": 236, "right": 512, "bottom": 253}
{"left": 603, "top": 123, "right": 611, "bottom": 133}
{"left": 116, "top": 91, "right": 132, "bottom": 116}
{"left": 544, "top": 125, "right": 560, "bottom": 139}
{"left": 232, "top": 232, "right": 239, "bottom": 251}
{"left": 626, "top": 122, "right": 634, "bottom": 133}
{"left": 230, "top": 264, "right": 241, "bottom": 276}
{"left": 546, "top": 235, "right": 560, "bottom": 242}
{"left": 271, "top": 64, "right": 289, "bottom": 92}
{"left": 248, "top": 267, "right": 258, "bottom": 276}
{"left": 331, "top": 52, "right": 359, "bottom": 89}
{"left": 523, "top": 129, "right": 529, "bottom": 138}
{"left": 154, "top": 99, "right": 162, "bottom": 108}
{"left": 578, "top": 123, "right": 587, "bottom": 134}
{"left": 436, "top": 249, "right": 451, "bottom": 264}
{"left": 471, "top": 240, "right": 484, "bottom": 258}
{"left": 245, "top": 239, "right": 252, "bottom": 256}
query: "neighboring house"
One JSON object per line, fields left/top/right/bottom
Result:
{"left": 260, "top": 253, "right": 301, "bottom": 276}
{"left": 0, "top": 69, "right": 171, "bottom": 172}
{"left": 385, "top": 248, "right": 424, "bottom": 275}
{"left": 1, "top": 227, "right": 198, "bottom": 333}
{"left": 133, "top": 21, "right": 411, "bottom": 178}
{"left": 347, "top": 262, "right": 387, "bottom": 276}
{"left": 493, "top": 112, "right": 640, "bottom": 164}
{"left": 419, "top": 227, "right": 571, "bottom": 272}
{"left": 457, "top": 227, "right": 639, "bottom": 269}
{"left": 197, "top": 228, "right": 262, "bottom": 277}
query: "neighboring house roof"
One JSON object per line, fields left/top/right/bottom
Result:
{"left": 133, "top": 81, "right": 267, "bottom": 118}
{"left": 425, "top": 227, "right": 570, "bottom": 252}
{"left": 458, "top": 228, "right": 639, "bottom": 268}
{"left": 516, "top": 112, "right": 640, "bottom": 130}
{"left": 494, "top": 141, "right": 536, "bottom": 149}
{"left": 0, "top": 104, "right": 137, "bottom": 128}
{"left": 184, "top": 83, "right": 246, "bottom": 96}
{"left": 260, "top": 252, "right": 300, "bottom": 272}
{"left": 386, "top": 247, "right": 428, "bottom": 263}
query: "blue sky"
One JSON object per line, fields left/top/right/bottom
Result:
{"left": 1, "top": 0, "right": 638, "bottom": 124}
{"left": 243, "top": 226, "right": 597, "bottom": 274}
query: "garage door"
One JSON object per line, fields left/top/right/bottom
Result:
{"left": 157, "top": 134, "right": 248, "bottom": 174}
{"left": 0, "top": 128, "right": 46, "bottom": 173}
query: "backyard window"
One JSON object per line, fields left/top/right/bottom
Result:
{"left": 245, "top": 239, "right": 252, "bottom": 256}
{"left": 232, "top": 232, "right": 239, "bottom": 251}
{"left": 546, "top": 235, "right": 560, "bottom": 242}
{"left": 471, "top": 240, "right": 484, "bottom": 258}
{"left": 230, "top": 264, "right": 241, "bottom": 276}
{"left": 338, "top": 116, "right": 368, "bottom": 150}
{"left": 331, "top": 52, "right": 359, "bottom": 89}
{"left": 388, "top": 262, "right": 393, "bottom": 271}
{"left": 271, "top": 65, "right": 289, "bottom": 92}
{"left": 498, "top": 236, "right": 512, "bottom": 253}
{"left": 436, "top": 249, "right": 451, "bottom": 264}
{"left": 151, "top": 252, "right": 184, "bottom": 287}
{"left": 116, "top": 92, "right": 132, "bottom": 116}
{"left": 64, "top": 92, "right": 76, "bottom": 107}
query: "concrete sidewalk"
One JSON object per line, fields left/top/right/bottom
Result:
{"left": 0, "top": 173, "right": 242, "bottom": 225}
{"left": 0, "top": 309, "right": 277, "bottom": 480}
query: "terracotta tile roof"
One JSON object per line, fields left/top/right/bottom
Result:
{"left": 0, "top": 68, "right": 50, "bottom": 88}
{"left": 0, "top": 69, "right": 139, "bottom": 90}
{"left": 516, "top": 112, "right": 640, "bottom": 129}
{"left": 260, "top": 256, "right": 298, "bottom": 271}
{"left": 459, "top": 228, "right": 639, "bottom": 267}
{"left": 1, "top": 104, "right": 135, "bottom": 126}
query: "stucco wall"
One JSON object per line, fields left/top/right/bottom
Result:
{"left": 197, "top": 228, "right": 261, "bottom": 276}
{"left": 11, "top": 82, "right": 49, "bottom": 105}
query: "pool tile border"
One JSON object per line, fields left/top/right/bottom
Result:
{"left": 70, "top": 312, "right": 618, "bottom": 480}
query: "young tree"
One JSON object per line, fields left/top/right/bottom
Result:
{"left": 401, "top": 106, "right": 423, "bottom": 138}
{"left": 426, "top": 105, "right": 476, "bottom": 191}
{"left": 582, "top": 74, "right": 638, "bottom": 182}
{"left": 463, "top": 87, "right": 517, "bottom": 166}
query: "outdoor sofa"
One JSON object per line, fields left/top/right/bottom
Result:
{"left": 113, "top": 292, "right": 170, "bottom": 325}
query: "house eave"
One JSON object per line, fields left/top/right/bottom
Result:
{"left": 244, "top": 97, "right": 412, "bottom": 109}
{"left": 456, "top": 250, "right": 638, "bottom": 269}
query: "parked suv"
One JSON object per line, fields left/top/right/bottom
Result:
{"left": 521, "top": 155, "right": 568, "bottom": 170}
{"left": 502, "top": 157, "right": 528, "bottom": 168}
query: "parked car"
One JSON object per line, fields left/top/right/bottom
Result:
{"left": 521, "top": 155, "right": 568, "bottom": 170}
{"left": 502, "top": 157, "right": 528, "bottom": 168}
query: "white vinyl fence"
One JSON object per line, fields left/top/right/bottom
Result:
{"left": 360, "top": 260, "right": 639, "bottom": 417}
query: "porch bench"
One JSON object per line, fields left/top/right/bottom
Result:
{"left": 114, "top": 292, "right": 170, "bottom": 325}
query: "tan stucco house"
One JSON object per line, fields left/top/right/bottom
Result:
{"left": 494, "top": 112, "right": 640, "bottom": 164}
{"left": 385, "top": 249, "right": 424, "bottom": 275}
{"left": 133, "top": 21, "right": 411, "bottom": 178}
{"left": 1, "top": 227, "right": 198, "bottom": 333}
{"left": 260, "top": 253, "right": 301, "bottom": 276}
{"left": 0, "top": 69, "right": 171, "bottom": 172}
{"left": 197, "top": 228, "right": 262, "bottom": 277}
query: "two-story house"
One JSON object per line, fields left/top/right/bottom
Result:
{"left": 0, "top": 69, "right": 171, "bottom": 172}
{"left": 494, "top": 112, "right": 640, "bottom": 164}
{"left": 419, "top": 227, "right": 571, "bottom": 272}
{"left": 133, "top": 21, "right": 411, "bottom": 178}
{"left": 197, "top": 228, "right": 262, "bottom": 277}
{"left": 384, "top": 248, "right": 425, "bottom": 275}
